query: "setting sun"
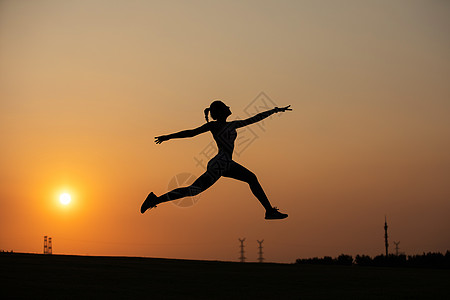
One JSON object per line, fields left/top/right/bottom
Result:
{"left": 59, "top": 193, "right": 71, "bottom": 205}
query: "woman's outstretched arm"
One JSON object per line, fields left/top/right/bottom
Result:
{"left": 235, "top": 105, "right": 292, "bottom": 128}
{"left": 155, "top": 122, "right": 210, "bottom": 144}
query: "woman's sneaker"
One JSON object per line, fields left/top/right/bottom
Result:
{"left": 265, "top": 207, "right": 288, "bottom": 220}
{"left": 140, "top": 192, "right": 158, "bottom": 214}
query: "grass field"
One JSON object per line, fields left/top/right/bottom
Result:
{"left": 1, "top": 253, "right": 449, "bottom": 299}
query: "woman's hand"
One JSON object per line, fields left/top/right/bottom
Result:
{"left": 155, "top": 135, "right": 169, "bottom": 144}
{"left": 274, "top": 105, "right": 292, "bottom": 113}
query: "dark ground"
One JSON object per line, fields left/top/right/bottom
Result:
{"left": 1, "top": 253, "right": 449, "bottom": 299}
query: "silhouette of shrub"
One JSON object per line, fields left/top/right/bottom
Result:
{"left": 297, "top": 251, "right": 450, "bottom": 268}
{"left": 337, "top": 254, "right": 353, "bottom": 265}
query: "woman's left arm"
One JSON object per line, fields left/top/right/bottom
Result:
{"left": 235, "top": 105, "right": 292, "bottom": 128}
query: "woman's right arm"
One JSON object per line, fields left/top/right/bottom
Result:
{"left": 155, "top": 122, "right": 211, "bottom": 144}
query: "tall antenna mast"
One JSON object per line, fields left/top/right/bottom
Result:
{"left": 384, "top": 216, "right": 389, "bottom": 256}
{"left": 238, "top": 238, "right": 246, "bottom": 263}
{"left": 257, "top": 240, "right": 264, "bottom": 263}
{"left": 394, "top": 241, "right": 400, "bottom": 256}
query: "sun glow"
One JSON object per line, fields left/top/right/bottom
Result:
{"left": 59, "top": 193, "right": 71, "bottom": 205}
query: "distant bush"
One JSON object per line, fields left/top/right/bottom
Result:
{"left": 0, "top": 250, "right": 14, "bottom": 253}
{"left": 337, "top": 254, "right": 353, "bottom": 266}
{"left": 295, "top": 254, "right": 353, "bottom": 266}
{"left": 296, "top": 251, "right": 450, "bottom": 269}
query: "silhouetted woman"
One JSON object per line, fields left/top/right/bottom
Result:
{"left": 141, "top": 100, "right": 292, "bottom": 219}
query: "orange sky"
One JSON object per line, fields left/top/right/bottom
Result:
{"left": 1, "top": 0, "right": 449, "bottom": 263}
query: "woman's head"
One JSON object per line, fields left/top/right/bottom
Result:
{"left": 204, "top": 100, "right": 231, "bottom": 122}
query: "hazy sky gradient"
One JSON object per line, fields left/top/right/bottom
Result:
{"left": 1, "top": 0, "right": 449, "bottom": 262}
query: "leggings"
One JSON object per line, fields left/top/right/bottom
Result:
{"left": 157, "top": 155, "right": 272, "bottom": 210}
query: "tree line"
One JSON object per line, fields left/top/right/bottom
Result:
{"left": 295, "top": 251, "right": 450, "bottom": 268}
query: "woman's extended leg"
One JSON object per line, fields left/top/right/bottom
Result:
{"left": 156, "top": 171, "right": 218, "bottom": 205}
{"left": 223, "top": 162, "right": 272, "bottom": 211}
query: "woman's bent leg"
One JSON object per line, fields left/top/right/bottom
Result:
{"left": 223, "top": 162, "right": 272, "bottom": 211}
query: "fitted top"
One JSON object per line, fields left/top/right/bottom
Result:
{"left": 209, "top": 121, "right": 238, "bottom": 158}
{"left": 189, "top": 109, "right": 276, "bottom": 160}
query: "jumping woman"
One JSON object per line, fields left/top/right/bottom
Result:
{"left": 141, "top": 100, "right": 292, "bottom": 220}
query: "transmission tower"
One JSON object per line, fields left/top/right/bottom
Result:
{"left": 394, "top": 241, "right": 400, "bottom": 256}
{"left": 43, "top": 236, "right": 48, "bottom": 254}
{"left": 48, "top": 237, "right": 53, "bottom": 255}
{"left": 257, "top": 240, "right": 264, "bottom": 263}
{"left": 384, "top": 216, "right": 389, "bottom": 256}
{"left": 238, "top": 238, "right": 246, "bottom": 262}
{"left": 44, "top": 236, "right": 53, "bottom": 255}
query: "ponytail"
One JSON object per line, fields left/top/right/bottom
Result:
{"left": 204, "top": 108, "right": 210, "bottom": 122}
